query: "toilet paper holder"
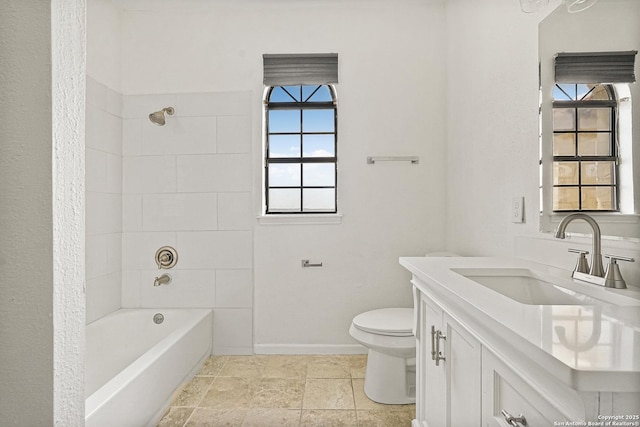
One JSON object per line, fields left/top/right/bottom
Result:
{"left": 301, "top": 259, "right": 323, "bottom": 268}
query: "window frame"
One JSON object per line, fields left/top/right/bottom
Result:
{"left": 264, "top": 84, "right": 338, "bottom": 215}
{"left": 551, "top": 83, "right": 619, "bottom": 213}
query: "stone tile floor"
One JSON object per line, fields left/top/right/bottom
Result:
{"left": 157, "top": 354, "right": 415, "bottom": 426}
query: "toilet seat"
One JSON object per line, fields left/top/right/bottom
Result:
{"left": 352, "top": 308, "right": 413, "bottom": 337}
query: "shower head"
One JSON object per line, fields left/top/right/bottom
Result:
{"left": 148, "top": 107, "right": 175, "bottom": 126}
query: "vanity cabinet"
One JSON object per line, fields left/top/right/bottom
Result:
{"left": 482, "top": 347, "right": 564, "bottom": 426}
{"left": 414, "top": 285, "right": 481, "bottom": 427}
{"left": 404, "top": 256, "right": 640, "bottom": 427}
{"left": 413, "top": 282, "right": 564, "bottom": 427}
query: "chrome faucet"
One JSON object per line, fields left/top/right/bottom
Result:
{"left": 154, "top": 273, "right": 172, "bottom": 287}
{"left": 554, "top": 213, "right": 604, "bottom": 277}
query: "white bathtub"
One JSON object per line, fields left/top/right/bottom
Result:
{"left": 85, "top": 308, "right": 212, "bottom": 427}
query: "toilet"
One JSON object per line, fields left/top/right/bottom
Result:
{"left": 349, "top": 307, "right": 416, "bottom": 404}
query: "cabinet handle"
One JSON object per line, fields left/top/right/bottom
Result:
{"left": 434, "top": 329, "right": 446, "bottom": 366}
{"left": 501, "top": 410, "right": 527, "bottom": 426}
{"left": 430, "top": 326, "right": 437, "bottom": 361}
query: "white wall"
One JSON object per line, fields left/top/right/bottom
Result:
{"left": 445, "top": 0, "right": 543, "bottom": 257}
{"left": 52, "top": 1, "right": 87, "bottom": 421}
{"left": 117, "top": 0, "right": 448, "bottom": 353}
{"left": 0, "top": 0, "right": 86, "bottom": 425}
{"left": 0, "top": 3, "right": 55, "bottom": 422}
{"left": 252, "top": 1, "right": 448, "bottom": 352}
{"left": 87, "top": 0, "right": 122, "bottom": 93}
{"left": 445, "top": 0, "right": 640, "bottom": 287}
{"left": 87, "top": 0, "right": 640, "bottom": 358}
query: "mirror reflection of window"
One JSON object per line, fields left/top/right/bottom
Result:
{"left": 538, "top": 1, "right": 640, "bottom": 239}
{"left": 552, "top": 83, "right": 618, "bottom": 212}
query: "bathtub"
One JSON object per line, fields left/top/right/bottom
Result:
{"left": 85, "top": 308, "right": 212, "bottom": 427}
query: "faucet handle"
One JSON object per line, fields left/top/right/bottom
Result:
{"left": 604, "top": 254, "right": 635, "bottom": 263}
{"left": 568, "top": 248, "right": 590, "bottom": 274}
{"left": 603, "top": 254, "right": 635, "bottom": 289}
{"left": 568, "top": 248, "right": 589, "bottom": 255}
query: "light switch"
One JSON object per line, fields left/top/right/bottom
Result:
{"left": 511, "top": 197, "right": 524, "bottom": 223}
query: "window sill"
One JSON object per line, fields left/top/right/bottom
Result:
{"left": 257, "top": 213, "right": 343, "bottom": 226}
{"left": 547, "top": 212, "right": 640, "bottom": 225}
{"left": 541, "top": 212, "right": 640, "bottom": 240}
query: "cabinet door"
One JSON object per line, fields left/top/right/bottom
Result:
{"left": 413, "top": 285, "right": 427, "bottom": 424}
{"left": 444, "top": 313, "right": 482, "bottom": 427}
{"left": 419, "top": 293, "right": 446, "bottom": 427}
{"left": 482, "top": 348, "right": 565, "bottom": 426}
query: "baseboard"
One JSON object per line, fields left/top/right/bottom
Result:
{"left": 254, "top": 343, "right": 367, "bottom": 355}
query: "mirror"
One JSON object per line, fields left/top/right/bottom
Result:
{"left": 539, "top": 0, "right": 640, "bottom": 239}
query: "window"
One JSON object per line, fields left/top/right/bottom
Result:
{"left": 552, "top": 83, "right": 618, "bottom": 212}
{"left": 264, "top": 85, "right": 337, "bottom": 214}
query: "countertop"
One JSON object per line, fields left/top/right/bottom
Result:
{"left": 399, "top": 256, "right": 640, "bottom": 392}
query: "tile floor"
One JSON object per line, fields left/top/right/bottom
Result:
{"left": 157, "top": 354, "right": 415, "bottom": 427}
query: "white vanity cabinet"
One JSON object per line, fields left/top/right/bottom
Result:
{"left": 482, "top": 347, "right": 565, "bottom": 426}
{"left": 404, "top": 257, "right": 640, "bottom": 427}
{"left": 414, "top": 281, "right": 570, "bottom": 427}
{"left": 413, "top": 285, "right": 482, "bottom": 427}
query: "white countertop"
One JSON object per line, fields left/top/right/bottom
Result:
{"left": 399, "top": 256, "right": 640, "bottom": 392}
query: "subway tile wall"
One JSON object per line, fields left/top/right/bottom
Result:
{"left": 85, "top": 76, "right": 255, "bottom": 354}
{"left": 121, "top": 90, "right": 254, "bottom": 355}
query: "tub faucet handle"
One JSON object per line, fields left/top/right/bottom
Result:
{"left": 155, "top": 246, "right": 178, "bottom": 269}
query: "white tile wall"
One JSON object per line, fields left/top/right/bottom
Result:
{"left": 122, "top": 231, "right": 178, "bottom": 270}
{"left": 121, "top": 90, "right": 254, "bottom": 354}
{"left": 176, "top": 154, "right": 252, "bottom": 193}
{"left": 123, "top": 155, "right": 177, "bottom": 194}
{"left": 86, "top": 76, "right": 123, "bottom": 324}
{"left": 122, "top": 93, "right": 178, "bottom": 120}
{"left": 142, "top": 193, "right": 218, "bottom": 231}
{"left": 138, "top": 269, "right": 216, "bottom": 308}
{"left": 85, "top": 192, "right": 122, "bottom": 235}
{"left": 217, "top": 115, "right": 251, "bottom": 154}
{"left": 218, "top": 192, "right": 253, "bottom": 230}
{"left": 212, "top": 308, "right": 253, "bottom": 355}
{"left": 174, "top": 91, "right": 252, "bottom": 117}
{"left": 141, "top": 116, "right": 217, "bottom": 155}
{"left": 86, "top": 85, "right": 255, "bottom": 352}
{"left": 86, "top": 107, "right": 122, "bottom": 154}
{"left": 176, "top": 231, "right": 253, "bottom": 269}
{"left": 122, "top": 194, "right": 143, "bottom": 231}
{"left": 215, "top": 269, "right": 253, "bottom": 308}
{"left": 86, "top": 272, "right": 122, "bottom": 324}
{"left": 122, "top": 119, "right": 143, "bottom": 156}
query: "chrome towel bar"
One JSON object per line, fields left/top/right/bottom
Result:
{"left": 367, "top": 156, "right": 419, "bottom": 164}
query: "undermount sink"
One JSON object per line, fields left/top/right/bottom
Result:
{"left": 452, "top": 268, "right": 605, "bottom": 305}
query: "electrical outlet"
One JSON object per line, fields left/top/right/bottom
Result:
{"left": 511, "top": 197, "right": 524, "bottom": 223}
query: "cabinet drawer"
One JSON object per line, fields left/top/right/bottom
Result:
{"left": 482, "top": 348, "right": 565, "bottom": 426}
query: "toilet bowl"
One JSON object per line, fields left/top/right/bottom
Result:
{"left": 349, "top": 308, "right": 416, "bottom": 405}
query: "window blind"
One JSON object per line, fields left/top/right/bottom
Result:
{"left": 555, "top": 51, "right": 637, "bottom": 83}
{"left": 263, "top": 53, "right": 338, "bottom": 86}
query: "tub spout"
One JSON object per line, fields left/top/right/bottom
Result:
{"left": 154, "top": 273, "right": 172, "bottom": 287}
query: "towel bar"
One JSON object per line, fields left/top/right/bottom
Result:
{"left": 367, "top": 156, "right": 419, "bottom": 164}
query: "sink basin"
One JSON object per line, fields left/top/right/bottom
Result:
{"left": 452, "top": 268, "right": 599, "bottom": 305}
